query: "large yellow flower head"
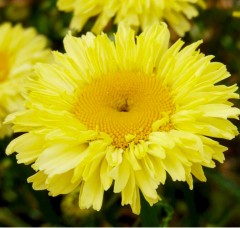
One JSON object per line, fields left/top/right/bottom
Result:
{"left": 0, "top": 23, "right": 50, "bottom": 138}
{"left": 6, "top": 23, "right": 240, "bottom": 214}
{"left": 57, "top": 0, "right": 205, "bottom": 36}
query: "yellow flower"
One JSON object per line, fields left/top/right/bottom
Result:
{"left": 6, "top": 23, "right": 240, "bottom": 214}
{"left": 233, "top": 11, "right": 240, "bottom": 18}
{"left": 0, "top": 23, "right": 50, "bottom": 138}
{"left": 57, "top": 0, "right": 205, "bottom": 36}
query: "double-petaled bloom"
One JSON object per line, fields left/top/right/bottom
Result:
{"left": 6, "top": 23, "right": 240, "bottom": 214}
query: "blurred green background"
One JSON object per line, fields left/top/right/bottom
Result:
{"left": 0, "top": 0, "right": 240, "bottom": 226}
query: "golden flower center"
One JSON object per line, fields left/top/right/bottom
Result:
{"left": 73, "top": 71, "right": 175, "bottom": 148}
{"left": 0, "top": 51, "right": 9, "bottom": 82}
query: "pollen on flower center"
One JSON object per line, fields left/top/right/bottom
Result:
{"left": 73, "top": 71, "right": 175, "bottom": 148}
{"left": 0, "top": 51, "right": 9, "bottom": 82}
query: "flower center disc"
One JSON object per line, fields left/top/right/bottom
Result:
{"left": 73, "top": 71, "right": 175, "bottom": 148}
{"left": 0, "top": 52, "right": 9, "bottom": 82}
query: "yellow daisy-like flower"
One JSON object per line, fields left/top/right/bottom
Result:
{"left": 57, "top": 0, "right": 205, "bottom": 36}
{"left": 6, "top": 23, "right": 240, "bottom": 214}
{"left": 0, "top": 23, "right": 50, "bottom": 138}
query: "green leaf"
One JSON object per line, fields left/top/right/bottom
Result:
{"left": 140, "top": 194, "right": 174, "bottom": 227}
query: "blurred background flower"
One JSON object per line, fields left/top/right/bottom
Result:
{"left": 0, "top": 23, "right": 50, "bottom": 138}
{"left": 233, "top": 11, "right": 240, "bottom": 17}
{"left": 57, "top": 0, "right": 205, "bottom": 36}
